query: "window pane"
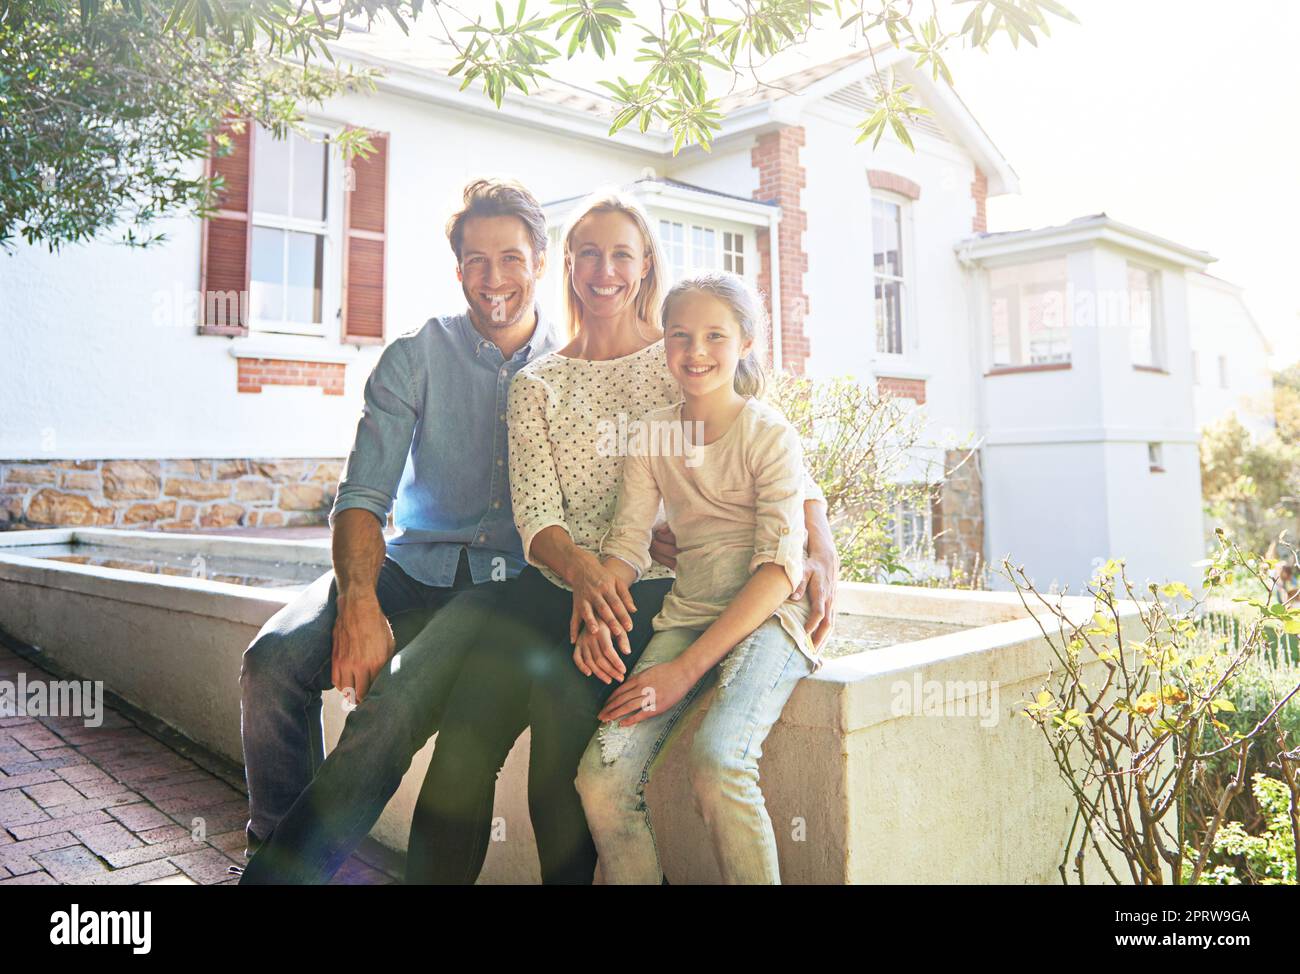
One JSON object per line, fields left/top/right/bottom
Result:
{"left": 291, "top": 133, "right": 328, "bottom": 222}
{"left": 252, "top": 125, "right": 291, "bottom": 217}
{"left": 250, "top": 226, "right": 285, "bottom": 321}
{"left": 1128, "top": 264, "right": 1156, "bottom": 367}
{"left": 872, "top": 199, "right": 902, "bottom": 278}
{"left": 875, "top": 280, "right": 903, "bottom": 354}
{"left": 691, "top": 225, "right": 715, "bottom": 270}
{"left": 988, "top": 258, "right": 1070, "bottom": 367}
{"left": 285, "top": 231, "right": 324, "bottom": 324}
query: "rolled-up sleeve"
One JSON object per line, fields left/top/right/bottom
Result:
{"left": 749, "top": 422, "right": 808, "bottom": 590}
{"left": 329, "top": 338, "right": 419, "bottom": 529}
{"left": 599, "top": 444, "right": 661, "bottom": 579}
{"left": 507, "top": 372, "right": 569, "bottom": 564}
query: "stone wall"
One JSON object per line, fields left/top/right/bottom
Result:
{"left": 933, "top": 448, "right": 985, "bottom": 576}
{"left": 0, "top": 459, "right": 343, "bottom": 531}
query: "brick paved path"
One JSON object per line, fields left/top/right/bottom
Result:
{"left": 0, "top": 643, "right": 392, "bottom": 885}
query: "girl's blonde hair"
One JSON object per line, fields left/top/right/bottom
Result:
{"left": 661, "top": 271, "right": 769, "bottom": 398}
{"left": 560, "top": 188, "right": 667, "bottom": 342}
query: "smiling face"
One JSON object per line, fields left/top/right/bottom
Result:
{"left": 566, "top": 210, "right": 651, "bottom": 322}
{"left": 456, "top": 214, "right": 546, "bottom": 334}
{"left": 664, "top": 289, "right": 753, "bottom": 399}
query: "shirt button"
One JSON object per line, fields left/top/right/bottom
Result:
{"left": 497, "top": 459, "right": 504, "bottom": 467}
{"left": 478, "top": 534, "right": 487, "bottom": 543}
{"left": 781, "top": 528, "right": 790, "bottom": 535}
{"left": 493, "top": 501, "right": 502, "bottom": 509}
{"left": 499, "top": 414, "right": 506, "bottom": 422}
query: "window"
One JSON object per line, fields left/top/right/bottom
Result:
{"left": 1218, "top": 355, "right": 1229, "bottom": 389}
{"left": 890, "top": 495, "right": 931, "bottom": 555}
{"left": 1128, "top": 263, "right": 1162, "bottom": 368}
{"left": 989, "top": 258, "right": 1071, "bottom": 368}
{"left": 657, "top": 219, "right": 748, "bottom": 283}
{"left": 1148, "top": 442, "right": 1164, "bottom": 473}
{"left": 722, "top": 231, "right": 744, "bottom": 274}
{"left": 873, "top": 198, "right": 906, "bottom": 354}
{"left": 250, "top": 124, "right": 332, "bottom": 336}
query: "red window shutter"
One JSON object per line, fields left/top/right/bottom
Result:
{"left": 198, "top": 118, "right": 252, "bottom": 336}
{"left": 342, "top": 130, "right": 389, "bottom": 345}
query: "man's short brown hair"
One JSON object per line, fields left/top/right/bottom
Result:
{"left": 445, "top": 178, "right": 548, "bottom": 263}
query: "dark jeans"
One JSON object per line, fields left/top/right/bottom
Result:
{"left": 405, "top": 565, "right": 673, "bottom": 885}
{"left": 239, "top": 550, "right": 510, "bottom": 884}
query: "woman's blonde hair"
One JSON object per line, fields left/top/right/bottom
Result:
{"left": 560, "top": 188, "right": 667, "bottom": 341}
{"left": 661, "top": 271, "right": 769, "bottom": 398}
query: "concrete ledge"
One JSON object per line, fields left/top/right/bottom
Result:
{"left": 0, "top": 530, "right": 1138, "bottom": 883}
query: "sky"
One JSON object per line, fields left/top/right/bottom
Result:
{"left": 373, "top": 0, "right": 1300, "bottom": 365}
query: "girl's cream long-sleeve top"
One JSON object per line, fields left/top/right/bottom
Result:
{"left": 599, "top": 396, "right": 821, "bottom": 667}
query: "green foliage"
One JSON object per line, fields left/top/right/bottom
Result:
{"left": 3, "top": 1, "right": 1078, "bottom": 249}
{"left": 1184, "top": 774, "right": 1297, "bottom": 885}
{"left": 1199, "top": 413, "right": 1299, "bottom": 557}
{"left": 1008, "top": 533, "right": 1300, "bottom": 884}
{"left": 770, "top": 372, "right": 960, "bottom": 585}
{"left": 0, "top": 0, "right": 378, "bottom": 250}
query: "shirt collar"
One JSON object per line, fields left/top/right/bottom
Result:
{"left": 460, "top": 305, "right": 555, "bottom": 363}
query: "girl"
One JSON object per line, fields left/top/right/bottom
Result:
{"left": 573, "top": 271, "right": 823, "bottom": 884}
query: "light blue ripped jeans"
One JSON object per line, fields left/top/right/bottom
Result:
{"left": 575, "top": 617, "right": 813, "bottom": 884}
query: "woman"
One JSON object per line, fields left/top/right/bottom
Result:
{"left": 404, "top": 190, "right": 836, "bottom": 883}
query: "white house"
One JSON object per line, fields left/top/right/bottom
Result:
{"left": 1186, "top": 272, "right": 1275, "bottom": 438}
{"left": 0, "top": 29, "right": 1256, "bottom": 594}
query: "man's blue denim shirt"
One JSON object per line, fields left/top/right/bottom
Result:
{"left": 329, "top": 307, "right": 561, "bottom": 587}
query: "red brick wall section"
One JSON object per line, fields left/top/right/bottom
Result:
{"left": 237, "top": 358, "right": 345, "bottom": 396}
{"left": 751, "top": 127, "right": 810, "bottom": 374}
{"left": 877, "top": 376, "right": 927, "bottom": 404}
{"left": 971, "top": 166, "right": 988, "bottom": 233}
{"left": 867, "top": 169, "right": 922, "bottom": 201}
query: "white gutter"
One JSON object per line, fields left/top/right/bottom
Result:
{"left": 769, "top": 204, "right": 783, "bottom": 372}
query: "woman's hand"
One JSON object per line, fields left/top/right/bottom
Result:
{"left": 572, "top": 620, "right": 627, "bottom": 686}
{"left": 568, "top": 550, "right": 637, "bottom": 652}
{"left": 598, "top": 659, "right": 697, "bottom": 727}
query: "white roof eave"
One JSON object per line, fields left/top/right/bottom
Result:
{"left": 955, "top": 215, "right": 1217, "bottom": 271}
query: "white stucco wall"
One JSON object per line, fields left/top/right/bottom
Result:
{"left": 979, "top": 243, "right": 1205, "bottom": 592}
{"left": 1187, "top": 273, "right": 1275, "bottom": 438}
{"left": 0, "top": 85, "right": 660, "bottom": 461}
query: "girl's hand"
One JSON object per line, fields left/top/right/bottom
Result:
{"left": 573, "top": 621, "right": 627, "bottom": 686}
{"left": 568, "top": 551, "right": 637, "bottom": 652}
{"left": 598, "top": 659, "right": 697, "bottom": 727}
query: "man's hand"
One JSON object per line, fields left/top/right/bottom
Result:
{"left": 331, "top": 593, "right": 395, "bottom": 705}
{"left": 568, "top": 550, "right": 637, "bottom": 652}
{"left": 649, "top": 522, "right": 678, "bottom": 570}
{"left": 572, "top": 620, "right": 627, "bottom": 685}
{"left": 598, "top": 659, "right": 696, "bottom": 727}
{"left": 793, "top": 542, "right": 839, "bottom": 650}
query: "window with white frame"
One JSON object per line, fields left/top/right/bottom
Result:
{"left": 989, "top": 258, "right": 1071, "bottom": 368}
{"left": 873, "top": 197, "right": 906, "bottom": 354}
{"left": 1127, "top": 263, "right": 1162, "bottom": 368}
{"left": 722, "top": 231, "right": 745, "bottom": 274}
{"left": 890, "top": 494, "right": 931, "bottom": 555}
{"left": 249, "top": 124, "right": 334, "bottom": 336}
{"left": 656, "top": 218, "right": 749, "bottom": 284}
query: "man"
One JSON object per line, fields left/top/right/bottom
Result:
{"left": 238, "top": 178, "right": 558, "bottom": 871}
